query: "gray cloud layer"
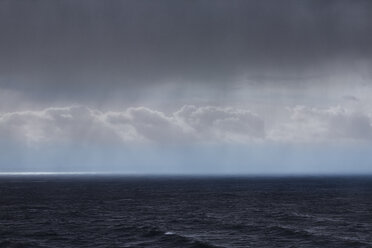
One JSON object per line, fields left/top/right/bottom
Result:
{"left": 1, "top": 105, "right": 371, "bottom": 146}
{"left": 0, "top": 106, "right": 264, "bottom": 145}
{"left": 270, "top": 106, "right": 372, "bottom": 142}
{"left": 1, "top": 0, "right": 372, "bottom": 104}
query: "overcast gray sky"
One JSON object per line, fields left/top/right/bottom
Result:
{"left": 1, "top": 0, "right": 372, "bottom": 173}
{"left": 1, "top": 0, "right": 372, "bottom": 105}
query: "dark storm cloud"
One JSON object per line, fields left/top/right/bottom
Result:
{"left": 1, "top": 0, "right": 372, "bottom": 102}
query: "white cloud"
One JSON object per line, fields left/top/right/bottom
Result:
{"left": 0, "top": 106, "right": 124, "bottom": 145}
{"left": 2, "top": 104, "right": 372, "bottom": 146}
{"left": 0, "top": 105, "right": 265, "bottom": 145}
{"left": 269, "top": 105, "right": 372, "bottom": 142}
{"left": 105, "top": 107, "right": 189, "bottom": 143}
{"left": 175, "top": 105, "right": 265, "bottom": 142}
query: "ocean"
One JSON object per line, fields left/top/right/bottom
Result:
{"left": 0, "top": 176, "right": 371, "bottom": 247}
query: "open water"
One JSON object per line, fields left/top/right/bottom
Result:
{"left": 0, "top": 176, "right": 371, "bottom": 247}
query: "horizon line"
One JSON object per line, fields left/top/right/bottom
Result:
{"left": 0, "top": 172, "right": 371, "bottom": 177}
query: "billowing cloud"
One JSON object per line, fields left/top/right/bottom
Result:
{"left": 0, "top": 105, "right": 265, "bottom": 145}
{"left": 0, "top": 107, "right": 125, "bottom": 145}
{"left": 270, "top": 106, "right": 372, "bottom": 142}
{"left": 174, "top": 105, "right": 265, "bottom": 142}
{"left": 2, "top": 104, "right": 372, "bottom": 146}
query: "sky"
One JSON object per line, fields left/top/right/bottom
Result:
{"left": 1, "top": 0, "right": 372, "bottom": 174}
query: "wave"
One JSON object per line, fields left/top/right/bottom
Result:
{"left": 113, "top": 224, "right": 225, "bottom": 248}
{"left": 0, "top": 240, "right": 44, "bottom": 248}
{"left": 160, "top": 231, "right": 225, "bottom": 248}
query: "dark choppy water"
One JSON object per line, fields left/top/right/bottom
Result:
{"left": 0, "top": 176, "right": 372, "bottom": 248}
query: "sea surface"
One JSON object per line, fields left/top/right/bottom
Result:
{"left": 0, "top": 176, "right": 372, "bottom": 248}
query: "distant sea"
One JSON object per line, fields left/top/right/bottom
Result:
{"left": 1, "top": 176, "right": 371, "bottom": 248}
